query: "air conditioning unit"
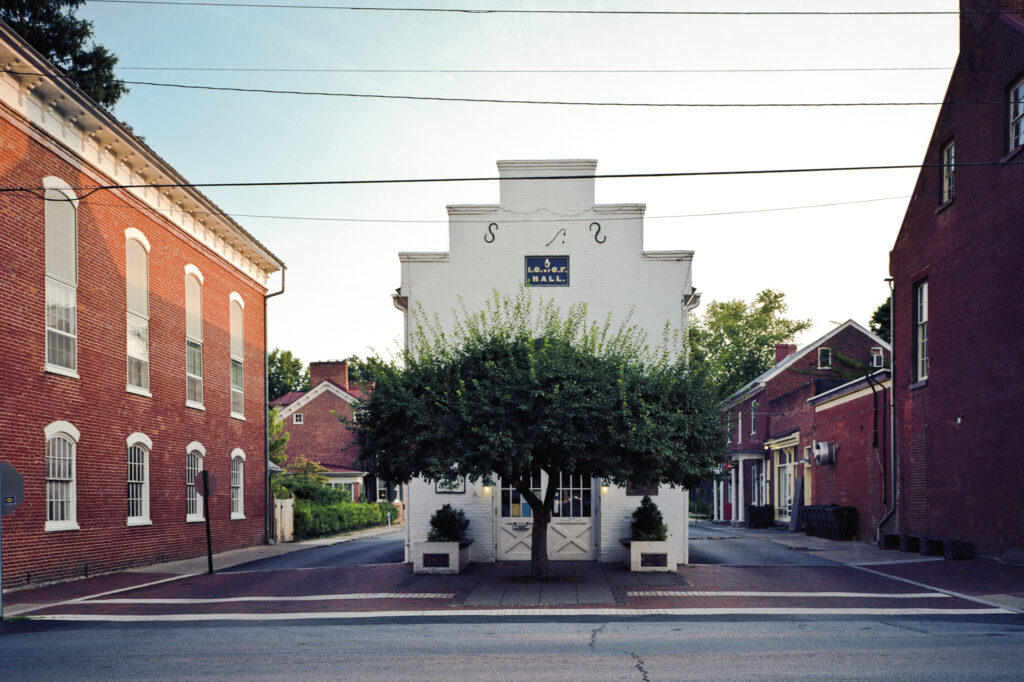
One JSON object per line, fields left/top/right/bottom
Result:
{"left": 813, "top": 440, "right": 837, "bottom": 465}
{"left": 870, "top": 353, "right": 885, "bottom": 368}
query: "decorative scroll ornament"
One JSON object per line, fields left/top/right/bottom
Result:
{"left": 546, "top": 228, "right": 567, "bottom": 247}
{"left": 484, "top": 222, "right": 499, "bottom": 243}
{"left": 590, "top": 222, "right": 606, "bottom": 244}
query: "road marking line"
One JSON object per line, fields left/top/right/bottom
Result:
{"left": 87, "top": 592, "right": 455, "bottom": 604}
{"left": 626, "top": 591, "right": 951, "bottom": 599}
{"left": 851, "top": 564, "right": 1024, "bottom": 614}
{"left": 25, "top": 606, "right": 1013, "bottom": 622}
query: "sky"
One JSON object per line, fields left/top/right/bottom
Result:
{"left": 76, "top": 0, "right": 961, "bottom": 364}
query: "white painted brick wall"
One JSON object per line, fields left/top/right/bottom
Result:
{"left": 599, "top": 486, "right": 689, "bottom": 564}
{"left": 406, "top": 477, "right": 496, "bottom": 563}
{"left": 399, "top": 159, "right": 695, "bottom": 563}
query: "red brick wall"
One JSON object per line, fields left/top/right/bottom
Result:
{"left": 889, "top": 2, "right": 1024, "bottom": 557}
{"left": 281, "top": 390, "right": 361, "bottom": 471}
{"left": 309, "top": 361, "right": 349, "bottom": 391}
{"left": 0, "top": 106, "right": 269, "bottom": 588}
{"left": 810, "top": 385, "right": 890, "bottom": 542}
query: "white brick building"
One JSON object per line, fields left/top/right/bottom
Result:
{"left": 393, "top": 159, "right": 700, "bottom": 565}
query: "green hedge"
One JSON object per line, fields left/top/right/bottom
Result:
{"left": 277, "top": 474, "right": 349, "bottom": 504}
{"left": 294, "top": 499, "right": 400, "bottom": 539}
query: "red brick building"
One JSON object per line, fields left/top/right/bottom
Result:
{"left": 889, "top": 0, "right": 1024, "bottom": 558}
{"left": 718, "top": 322, "right": 889, "bottom": 530}
{"left": 270, "top": 360, "right": 403, "bottom": 505}
{"left": 807, "top": 371, "right": 891, "bottom": 543}
{"left": 270, "top": 361, "right": 374, "bottom": 502}
{"left": 0, "top": 24, "right": 284, "bottom": 588}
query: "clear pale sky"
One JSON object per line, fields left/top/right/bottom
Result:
{"left": 77, "top": 0, "right": 960, "bottom": 364}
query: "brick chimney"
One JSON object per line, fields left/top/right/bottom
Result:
{"left": 309, "top": 360, "right": 349, "bottom": 391}
{"left": 775, "top": 343, "right": 798, "bottom": 364}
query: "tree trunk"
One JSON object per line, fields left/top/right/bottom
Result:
{"left": 530, "top": 505, "right": 551, "bottom": 578}
{"left": 516, "top": 471, "right": 558, "bottom": 578}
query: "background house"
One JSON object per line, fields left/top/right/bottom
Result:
{"left": 718, "top": 322, "right": 889, "bottom": 531}
{"left": 888, "top": 0, "right": 1024, "bottom": 558}
{"left": 270, "top": 360, "right": 401, "bottom": 505}
{"left": 0, "top": 23, "right": 283, "bottom": 588}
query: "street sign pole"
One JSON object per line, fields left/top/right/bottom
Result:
{"left": 202, "top": 470, "right": 213, "bottom": 574}
{"left": 1, "top": 463, "right": 5, "bottom": 620}
{"left": 1, "top": 462, "right": 27, "bottom": 619}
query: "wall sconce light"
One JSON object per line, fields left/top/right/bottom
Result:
{"left": 481, "top": 485, "right": 492, "bottom": 495}
{"left": 601, "top": 479, "right": 610, "bottom": 493}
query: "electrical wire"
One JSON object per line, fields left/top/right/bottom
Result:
{"left": 65, "top": 193, "right": 913, "bottom": 224}
{"left": 113, "top": 66, "right": 953, "bottom": 74}
{"left": 82, "top": 1, "right": 974, "bottom": 16}
{"left": 1, "top": 70, "right": 963, "bottom": 107}
{"left": 0, "top": 162, "right": 950, "bottom": 200}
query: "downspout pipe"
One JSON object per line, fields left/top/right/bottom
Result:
{"left": 877, "top": 278, "right": 897, "bottom": 539}
{"left": 264, "top": 265, "right": 287, "bottom": 544}
{"left": 865, "top": 371, "right": 884, "bottom": 542}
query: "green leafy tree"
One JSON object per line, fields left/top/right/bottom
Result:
{"left": 1, "top": 0, "right": 128, "bottom": 108}
{"left": 688, "top": 289, "right": 811, "bottom": 402}
{"left": 288, "top": 455, "right": 328, "bottom": 483}
{"left": 870, "top": 298, "right": 891, "bottom": 343}
{"left": 268, "top": 348, "right": 310, "bottom": 402}
{"left": 354, "top": 292, "right": 723, "bottom": 577}
{"left": 345, "top": 354, "right": 386, "bottom": 387}
{"left": 268, "top": 407, "right": 290, "bottom": 468}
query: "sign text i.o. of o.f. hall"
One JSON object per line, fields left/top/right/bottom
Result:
{"left": 524, "top": 256, "right": 570, "bottom": 287}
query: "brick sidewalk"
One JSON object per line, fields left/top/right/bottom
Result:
{"left": 6, "top": 522, "right": 1024, "bottom": 621}
{"left": 9, "top": 560, "right": 1019, "bottom": 622}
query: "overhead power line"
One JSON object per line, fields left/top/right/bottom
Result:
{"left": 76, "top": 193, "right": 913, "bottom": 224}
{"left": 4, "top": 71, "right": 959, "bottom": 107}
{"left": 83, "top": 1, "right": 974, "bottom": 16}
{"left": 115, "top": 66, "right": 953, "bottom": 75}
{"left": 109, "top": 79, "right": 957, "bottom": 106}
{"left": 3, "top": 162, "right": 1018, "bottom": 201}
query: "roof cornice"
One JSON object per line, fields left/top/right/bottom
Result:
{"left": 0, "top": 22, "right": 283, "bottom": 285}
{"left": 276, "top": 381, "right": 357, "bottom": 418}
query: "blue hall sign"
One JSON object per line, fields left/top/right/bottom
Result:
{"left": 525, "top": 256, "right": 569, "bottom": 287}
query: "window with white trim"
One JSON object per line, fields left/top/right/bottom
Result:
{"left": 126, "top": 236, "right": 150, "bottom": 392}
{"left": 186, "top": 448, "right": 204, "bottom": 520}
{"left": 737, "top": 411, "right": 743, "bottom": 445}
{"left": 231, "top": 454, "right": 244, "bottom": 519}
{"left": 915, "top": 281, "right": 929, "bottom": 381}
{"left": 818, "top": 347, "right": 832, "bottom": 369}
{"left": 185, "top": 269, "right": 203, "bottom": 406}
{"left": 1011, "top": 78, "right": 1024, "bottom": 151}
{"left": 45, "top": 185, "right": 78, "bottom": 374}
{"left": 750, "top": 401, "right": 757, "bottom": 435}
{"left": 127, "top": 438, "right": 151, "bottom": 525}
{"left": 941, "top": 141, "right": 955, "bottom": 204}
{"left": 229, "top": 297, "right": 244, "bottom": 417}
{"left": 45, "top": 423, "right": 79, "bottom": 531}
{"left": 293, "top": 413, "right": 303, "bottom": 425}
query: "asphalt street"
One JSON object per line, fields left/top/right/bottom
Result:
{"left": 3, "top": 619, "right": 1023, "bottom": 680}
{"left": 224, "top": 531, "right": 405, "bottom": 571}
{"left": 689, "top": 526, "right": 840, "bottom": 566}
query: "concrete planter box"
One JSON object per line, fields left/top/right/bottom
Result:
{"left": 621, "top": 538, "right": 676, "bottom": 572}
{"left": 412, "top": 540, "right": 472, "bottom": 574}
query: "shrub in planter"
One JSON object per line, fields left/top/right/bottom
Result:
{"left": 415, "top": 504, "right": 472, "bottom": 574}
{"left": 631, "top": 495, "right": 668, "bottom": 541}
{"left": 427, "top": 504, "right": 470, "bottom": 542}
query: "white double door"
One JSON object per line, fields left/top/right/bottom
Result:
{"left": 494, "top": 471, "right": 597, "bottom": 561}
